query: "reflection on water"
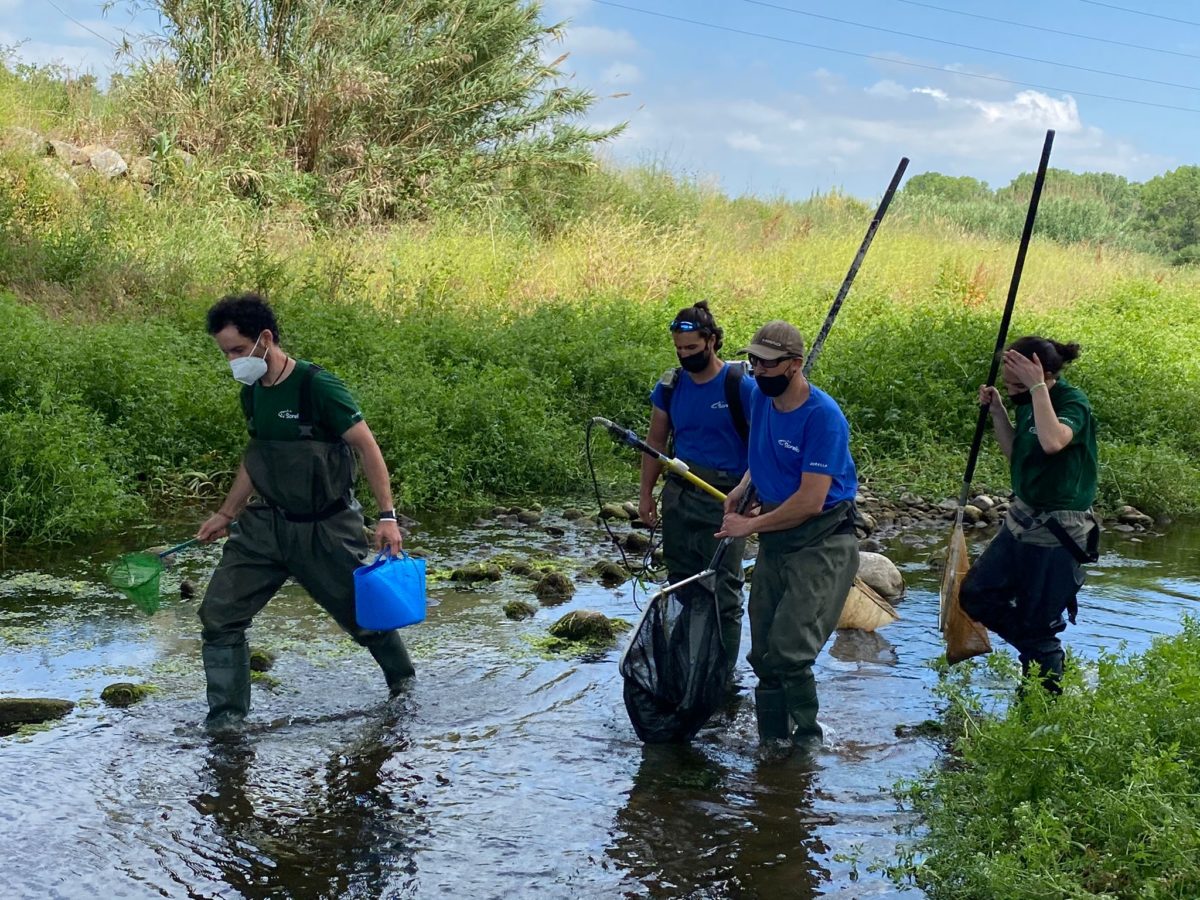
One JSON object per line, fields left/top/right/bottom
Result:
{"left": 1, "top": 515, "right": 1198, "bottom": 898}
{"left": 610, "top": 744, "right": 826, "bottom": 898}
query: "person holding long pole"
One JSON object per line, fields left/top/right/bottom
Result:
{"left": 716, "top": 321, "right": 860, "bottom": 747}
{"left": 960, "top": 337, "right": 1099, "bottom": 695}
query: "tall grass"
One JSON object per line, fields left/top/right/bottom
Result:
{"left": 2, "top": 70, "right": 1199, "bottom": 543}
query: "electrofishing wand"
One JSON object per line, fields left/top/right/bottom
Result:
{"left": 590, "top": 416, "right": 728, "bottom": 502}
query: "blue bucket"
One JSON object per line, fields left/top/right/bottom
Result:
{"left": 354, "top": 550, "right": 427, "bottom": 630}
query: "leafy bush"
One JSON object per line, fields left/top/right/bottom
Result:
{"left": 893, "top": 620, "right": 1200, "bottom": 898}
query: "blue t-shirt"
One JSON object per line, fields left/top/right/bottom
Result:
{"left": 747, "top": 383, "right": 858, "bottom": 507}
{"left": 649, "top": 362, "right": 754, "bottom": 477}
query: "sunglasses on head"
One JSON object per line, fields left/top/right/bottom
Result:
{"left": 748, "top": 354, "right": 794, "bottom": 370}
{"left": 669, "top": 320, "right": 705, "bottom": 333}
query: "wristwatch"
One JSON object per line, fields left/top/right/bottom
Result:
{"left": 378, "top": 509, "right": 397, "bottom": 521}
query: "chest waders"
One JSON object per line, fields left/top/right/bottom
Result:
{"left": 658, "top": 364, "right": 751, "bottom": 688}
{"left": 748, "top": 501, "right": 859, "bottom": 745}
{"left": 199, "top": 366, "right": 414, "bottom": 729}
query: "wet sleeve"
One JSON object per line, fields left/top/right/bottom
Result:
{"left": 1055, "top": 394, "right": 1090, "bottom": 445}
{"left": 313, "top": 369, "right": 365, "bottom": 436}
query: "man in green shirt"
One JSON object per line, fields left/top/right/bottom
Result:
{"left": 195, "top": 293, "right": 414, "bottom": 729}
{"left": 961, "top": 335, "right": 1100, "bottom": 694}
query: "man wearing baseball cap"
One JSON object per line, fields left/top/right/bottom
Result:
{"left": 716, "top": 320, "right": 859, "bottom": 747}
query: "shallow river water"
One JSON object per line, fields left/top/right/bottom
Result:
{"left": 2, "top": 511, "right": 1198, "bottom": 899}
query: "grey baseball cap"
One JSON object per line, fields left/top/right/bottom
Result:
{"left": 739, "top": 320, "right": 806, "bottom": 361}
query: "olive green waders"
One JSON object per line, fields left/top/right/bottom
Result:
{"left": 660, "top": 465, "right": 747, "bottom": 684}
{"left": 748, "top": 501, "right": 858, "bottom": 744}
{"left": 199, "top": 436, "right": 414, "bottom": 728}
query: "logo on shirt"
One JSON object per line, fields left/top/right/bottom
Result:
{"left": 777, "top": 439, "right": 801, "bottom": 453}
{"left": 278, "top": 410, "right": 300, "bottom": 420}
{"left": 711, "top": 400, "right": 729, "bottom": 410}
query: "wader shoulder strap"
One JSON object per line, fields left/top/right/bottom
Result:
{"left": 723, "top": 362, "right": 750, "bottom": 445}
{"left": 659, "top": 367, "right": 681, "bottom": 430}
{"left": 240, "top": 384, "right": 254, "bottom": 423}
{"left": 297, "top": 363, "right": 321, "bottom": 440}
{"left": 1043, "top": 515, "right": 1101, "bottom": 564}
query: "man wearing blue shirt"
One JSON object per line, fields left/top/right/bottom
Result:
{"left": 639, "top": 301, "right": 754, "bottom": 686}
{"left": 717, "top": 321, "right": 859, "bottom": 746}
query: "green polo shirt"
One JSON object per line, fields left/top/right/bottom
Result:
{"left": 239, "top": 360, "right": 363, "bottom": 442}
{"left": 1010, "top": 377, "right": 1098, "bottom": 511}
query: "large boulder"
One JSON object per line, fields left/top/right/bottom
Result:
{"left": 88, "top": 147, "right": 128, "bottom": 178}
{"left": 857, "top": 551, "right": 905, "bottom": 601}
{"left": 49, "top": 139, "right": 89, "bottom": 165}
{"left": 3, "top": 126, "right": 45, "bottom": 155}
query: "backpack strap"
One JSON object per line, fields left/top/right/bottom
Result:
{"left": 723, "top": 361, "right": 750, "bottom": 445}
{"left": 297, "top": 363, "right": 321, "bottom": 440}
{"left": 657, "top": 367, "right": 681, "bottom": 431}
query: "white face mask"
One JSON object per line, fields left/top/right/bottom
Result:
{"left": 229, "top": 335, "right": 269, "bottom": 386}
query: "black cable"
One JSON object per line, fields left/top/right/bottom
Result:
{"left": 745, "top": 0, "right": 1200, "bottom": 94}
{"left": 891, "top": 0, "right": 1200, "bottom": 63}
{"left": 584, "top": 418, "right": 662, "bottom": 609}
{"left": 586, "top": 0, "right": 1200, "bottom": 115}
{"left": 1076, "top": 0, "right": 1200, "bottom": 29}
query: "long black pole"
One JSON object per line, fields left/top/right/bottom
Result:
{"left": 957, "top": 129, "right": 1055, "bottom": 505}
{"left": 804, "top": 155, "right": 910, "bottom": 376}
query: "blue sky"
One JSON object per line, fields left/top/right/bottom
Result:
{"left": 3, "top": 0, "right": 1199, "bottom": 199}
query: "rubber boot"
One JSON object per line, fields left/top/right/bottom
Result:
{"left": 203, "top": 643, "right": 251, "bottom": 730}
{"left": 366, "top": 630, "right": 416, "bottom": 695}
{"left": 1021, "top": 650, "right": 1064, "bottom": 697}
{"left": 754, "top": 686, "right": 791, "bottom": 742}
{"left": 783, "top": 674, "right": 822, "bottom": 745}
{"left": 720, "top": 619, "right": 743, "bottom": 690}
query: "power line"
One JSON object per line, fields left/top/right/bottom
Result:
{"left": 891, "top": 0, "right": 1200, "bottom": 63}
{"left": 587, "top": 0, "right": 1200, "bottom": 114}
{"left": 1076, "top": 0, "right": 1200, "bottom": 28}
{"left": 44, "top": 0, "right": 119, "bottom": 49}
{"left": 744, "top": 0, "right": 1200, "bottom": 94}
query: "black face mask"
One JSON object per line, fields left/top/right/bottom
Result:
{"left": 755, "top": 371, "right": 792, "bottom": 397}
{"left": 1011, "top": 390, "right": 1033, "bottom": 406}
{"left": 678, "top": 349, "right": 711, "bottom": 373}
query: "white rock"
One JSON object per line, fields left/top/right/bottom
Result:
{"left": 858, "top": 551, "right": 905, "bottom": 601}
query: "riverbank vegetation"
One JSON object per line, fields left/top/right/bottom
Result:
{"left": 891, "top": 619, "right": 1200, "bottom": 898}
{"left": 2, "top": 5, "right": 1199, "bottom": 544}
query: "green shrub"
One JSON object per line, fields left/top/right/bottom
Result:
{"left": 893, "top": 620, "right": 1200, "bottom": 898}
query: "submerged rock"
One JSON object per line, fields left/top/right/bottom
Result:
{"left": 249, "top": 648, "right": 277, "bottom": 672}
{"left": 857, "top": 552, "right": 905, "bottom": 601}
{"left": 0, "top": 697, "right": 74, "bottom": 727}
{"left": 549, "top": 610, "right": 615, "bottom": 643}
{"left": 533, "top": 571, "right": 575, "bottom": 604}
{"left": 592, "top": 560, "right": 629, "bottom": 587}
{"left": 622, "top": 531, "right": 652, "bottom": 554}
{"left": 600, "top": 502, "right": 631, "bottom": 520}
{"left": 503, "top": 600, "right": 537, "bottom": 620}
{"left": 180, "top": 579, "right": 197, "bottom": 600}
{"left": 451, "top": 563, "right": 503, "bottom": 583}
{"left": 100, "top": 683, "right": 153, "bottom": 708}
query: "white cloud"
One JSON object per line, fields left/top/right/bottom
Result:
{"left": 727, "top": 131, "right": 766, "bottom": 153}
{"left": 590, "top": 68, "right": 1170, "bottom": 196}
{"left": 564, "top": 25, "right": 638, "bottom": 56}
{"left": 602, "top": 61, "right": 641, "bottom": 85}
